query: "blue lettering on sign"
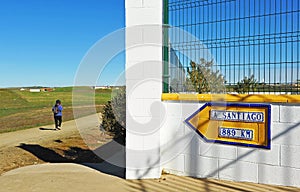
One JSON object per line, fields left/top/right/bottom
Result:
{"left": 241, "top": 130, "right": 245, "bottom": 137}
{"left": 219, "top": 127, "right": 253, "bottom": 140}
{"left": 210, "top": 110, "right": 264, "bottom": 123}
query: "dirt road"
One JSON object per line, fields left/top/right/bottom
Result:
{"left": 0, "top": 113, "right": 106, "bottom": 174}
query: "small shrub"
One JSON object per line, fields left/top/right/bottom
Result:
{"left": 100, "top": 87, "right": 126, "bottom": 144}
{"left": 234, "top": 75, "right": 258, "bottom": 94}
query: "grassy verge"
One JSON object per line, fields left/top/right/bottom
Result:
{"left": 0, "top": 87, "right": 112, "bottom": 133}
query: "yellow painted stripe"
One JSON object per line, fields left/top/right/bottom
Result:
{"left": 161, "top": 93, "right": 300, "bottom": 103}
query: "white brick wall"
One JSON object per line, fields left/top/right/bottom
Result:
{"left": 125, "top": 0, "right": 163, "bottom": 179}
{"left": 281, "top": 145, "right": 300, "bottom": 169}
{"left": 237, "top": 145, "right": 280, "bottom": 166}
{"left": 143, "top": 0, "right": 162, "bottom": 8}
{"left": 126, "top": 0, "right": 300, "bottom": 187}
{"left": 271, "top": 105, "right": 280, "bottom": 122}
{"left": 125, "top": 0, "right": 143, "bottom": 8}
{"left": 163, "top": 154, "right": 185, "bottom": 173}
{"left": 185, "top": 155, "right": 219, "bottom": 178}
{"left": 219, "top": 159, "right": 258, "bottom": 183}
{"left": 280, "top": 105, "right": 300, "bottom": 123}
{"left": 161, "top": 102, "right": 300, "bottom": 187}
{"left": 272, "top": 122, "right": 300, "bottom": 145}
{"left": 200, "top": 143, "right": 237, "bottom": 160}
{"left": 259, "top": 164, "right": 300, "bottom": 187}
{"left": 126, "top": 0, "right": 162, "bottom": 8}
{"left": 126, "top": 8, "right": 162, "bottom": 25}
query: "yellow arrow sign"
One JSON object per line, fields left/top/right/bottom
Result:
{"left": 185, "top": 103, "right": 271, "bottom": 149}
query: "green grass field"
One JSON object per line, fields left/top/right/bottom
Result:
{"left": 0, "top": 87, "right": 112, "bottom": 133}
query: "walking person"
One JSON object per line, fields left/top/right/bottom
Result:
{"left": 52, "top": 99, "right": 63, "bottom": 130}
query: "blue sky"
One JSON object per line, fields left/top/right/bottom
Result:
{"left": 0, "top": 0, "right": 125, "bottom": 88}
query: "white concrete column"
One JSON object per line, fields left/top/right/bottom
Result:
{"left": 125, "top": 0, "right": 163, "bottom": 179}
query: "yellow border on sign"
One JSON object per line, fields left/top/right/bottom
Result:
{"left": 161, "top": 93, "right": 300, "bottom": 103}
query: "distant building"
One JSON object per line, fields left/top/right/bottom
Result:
{"left": 93, "top": 86, "right": 110, "bottom": 89}
{"left": 41, "top": 88, "right": 54, "bottom": 92}
{"left": 29, "top": 89, "right": 41, "bottom": 92}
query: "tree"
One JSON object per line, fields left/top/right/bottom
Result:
{"left": 183, "top": 77, "right": 195, "bottom": 92}
{"left": 100, "top": 87, "right": 126, "bottom": 144}
{"left": 186, "top": 58, "right": 225, "bottom": 93}
{"left": 234, "top": 75, "right": 258, "bottom": 94}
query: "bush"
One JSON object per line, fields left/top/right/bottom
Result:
{"left": 100, "top": 87, "right": 126, "bottom": 144}
{"left": 234, "top": 75, "right": 258, "bottom": 94}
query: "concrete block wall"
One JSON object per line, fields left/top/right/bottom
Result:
{"left": 161, "top": 102, "right": 300, "bottom": 187}
{"left": 125, "top": 0, "right": 300, "bottom": 187}
{"left": 125, "top": 0, "right": 163, "bottom": 179}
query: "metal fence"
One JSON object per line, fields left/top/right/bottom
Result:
{"left": 164, "top": 0, "right": 300, "bottom": 94}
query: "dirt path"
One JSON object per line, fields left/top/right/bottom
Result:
{"left": 1, "top": 114, "right": 300, "bottom": 191}
{"left": 0, "top": 113, "right": 108, "bottom": 174}
{"left": 0, "top": 117, "right": 80, "bottom": 148}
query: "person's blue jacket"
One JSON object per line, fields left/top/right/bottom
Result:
{"left": 52, "top": 105, "right": 63, "bottom": 116}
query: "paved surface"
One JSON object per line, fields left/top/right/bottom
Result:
{"left": 1, "top": 163, "right": 300, "bottom": 192}
{"left": 0, "top": 163, "right": 127, "bottom": 192}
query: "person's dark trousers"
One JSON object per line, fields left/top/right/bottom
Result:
{"left": 54, "top": 115, "right": 62, "bottom": 128}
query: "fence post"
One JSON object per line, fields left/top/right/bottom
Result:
{"left": 163, "top": 0, "right": 169, "bottom": 93}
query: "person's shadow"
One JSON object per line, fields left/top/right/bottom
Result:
{"left": 39, "top": 127, "right": 56, "bottom": 131}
